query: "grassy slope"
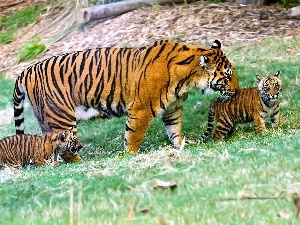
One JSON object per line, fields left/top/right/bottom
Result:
{"left": 0, "top": 37, "right": 300, "bottom": 224}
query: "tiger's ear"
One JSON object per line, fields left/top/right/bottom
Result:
{"left": 200, "top": 55, "right": 208, "bottom": 67}
{"left": 69, "top": 126, "right": 76, "bottom": 132}
{"left": 211, "top": 40, "right": 221, "bottom": 50}
{"left": 255, "top": 75, "right": 261, "bottom": 85}
{"left": 274, "top": 71, "right": 280, "bottom": 77}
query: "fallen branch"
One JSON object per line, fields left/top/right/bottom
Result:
{"left": 76, "top": 0, "right": 197, "bottom": 23}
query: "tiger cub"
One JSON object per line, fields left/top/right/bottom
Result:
{"left": 14, "top": 39, "right": 239, "bottom": 154}
{"left": 200, "top": 71, "right": 281, "bottom": 142}
{"left": 0, "top": 129, "right": 83, "bottom": 168}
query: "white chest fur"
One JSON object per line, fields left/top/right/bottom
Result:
{"left": 75, "top": 105, "right": 100, "bottom": 121}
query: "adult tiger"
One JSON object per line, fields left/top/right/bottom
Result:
{"left": 14, "top": 39, "right": 238, "bottom": 154}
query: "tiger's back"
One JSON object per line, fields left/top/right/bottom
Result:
{"left": 14, "top": 40, "right": 238, "bottom": 154}
{"left": 200, "top": 71, "right": 281, "bottom": 141}
{"left": 0, "top": 130, "right": 83, "bottom": 168}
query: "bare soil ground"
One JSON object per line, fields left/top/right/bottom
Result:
{"left": 0, "top": 0, "right": 299, "bottom": 79}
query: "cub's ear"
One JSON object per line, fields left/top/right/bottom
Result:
{"left": 274, "top": 70, "right": 280, "bottom": 77}
{"left": 200, "top": 55, "right": 208, "bottom": 67}
{"left": 211, "top": 40, "right": 221, "bottom": 50}
{"left": 255, "top": 75, "right": 261, "bottom": 85}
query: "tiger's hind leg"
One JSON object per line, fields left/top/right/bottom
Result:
{"left": 161, "top": 106, "right": 183, "bottom": 149}
{"left": 213, "top": 119, "right": 234, "bottom": 140}
{"left": 199, "top": 102, "right": 215, "bottom": 143}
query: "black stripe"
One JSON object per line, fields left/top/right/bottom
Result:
{"left": 71, "top": 52, "right": 79, "bottom": 65}
{"left": 176, "top": 55, "right": 195, "bottom": 65}
{"left": 178, "top": 45, "right": 190, "bottom": 51}
{"left": 162, "top": 116, "right": 180, "bottom": 126}
{"left": 125, "top": 50, "right": 131, "bottom": 79}
{"left": 125, "top": 124, "right": 135, "bottom": 132}
{"left": 166, "top": 43, "right": 178, "bottom": 59}
{"left": 141, "top": 46, "right": 153, "bottom": 65}
{"left": 149, "top": 100, "right": 156, "bottom": 117}
{"left": 94, "top": 74, "right": 105, "bottom": 107}
{"left": 152, "top": 43, "right": 167, "bottom": 62}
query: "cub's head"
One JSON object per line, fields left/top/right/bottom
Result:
{"left": 55, "top": 129, "right": 83, "bottom": 153}
{"left": 256, "top": 71, "right": 281, "bottom": 102}
{"left": 52, "top": 128, "right": 83, "bottom": 163}
{"left": 200, "top": 40, "right": 239, "bottom": 101}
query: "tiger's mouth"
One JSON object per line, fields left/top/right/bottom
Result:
{"left": 261, "top": 91, "right": 279, "bottom": 103}
{"left": 268, "top": 97, "right": 278, "bottom": 102}
{"left": 70, "top": 145, "right": 83, "bottom": 154}
{"left": 60, "top": 145, "right": 83, "bottom": 154}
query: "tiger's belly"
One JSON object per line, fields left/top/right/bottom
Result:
{"left": 75, "top": 105, "right": 101, "bottom": 121}
{"left": 75, "top": 104, "right": 127, "bottom": 120}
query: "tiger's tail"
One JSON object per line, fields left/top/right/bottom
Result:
{"left": 13, "top": 75, "right": 25, "bottom": 134}
{"left": 199, "top": 101, "right": 216, "bottom": 143}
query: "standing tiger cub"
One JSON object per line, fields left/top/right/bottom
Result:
{"left": 14, "top": 40, "right": 239, "bottom": 154}
{"left": 0, "top": 129, "right": 83, "bottom": 168}
{"left": 200, "top": 71, "right": 281, "bottom": 142}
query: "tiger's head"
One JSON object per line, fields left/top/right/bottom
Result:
{"left": 53, "top": 128, "right": 83, "bottom": 154}
{"left": 256, "top": 71, "right": 281, "bottom": 103}
{"left": 199, "top": 40, "right": 239, "bottom": 101}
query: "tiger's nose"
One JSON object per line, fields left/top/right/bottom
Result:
{"left": 77, "top": 142, "right": 84, "bottom": 151}
{"left": 71, "top": 142, "right": 84, "bottom": 153}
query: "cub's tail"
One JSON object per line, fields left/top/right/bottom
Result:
{"left": 13, "top": 75, "right": 25, "bottom": 134}
{"left": 199, "top": 101, "right": 216, "bottom": 143}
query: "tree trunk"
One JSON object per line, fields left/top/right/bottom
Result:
{"left": 291, "top": 6, "right": 300, "bottom": 19}
{"left": 76, "top": 0, "right": 196, "bottom": 23}
{"left": 236, "top": 0, "right": 265, "bottom": 6}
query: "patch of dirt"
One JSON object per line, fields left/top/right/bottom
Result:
{"left": 0, "top": 1, "right": 299, "bottom": 79}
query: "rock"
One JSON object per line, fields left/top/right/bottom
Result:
{"left": 291, "top": 6, "right": 300, "bottom": 19}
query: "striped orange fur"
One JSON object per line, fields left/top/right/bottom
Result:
{"left": 14, "top": 40, "right": 238, "bottom": 154}
{"left": 200, "top": 71, "right": 281, "bottom": 142}
{"left": 0, "top": 129, "right": 83, "bottom": 168}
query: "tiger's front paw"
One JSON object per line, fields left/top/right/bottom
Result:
{"left": 60, "top": 151, "right": 83, "bottom": 163}
{"left": 124, "top": 148, "right": 139, "bottom": 155}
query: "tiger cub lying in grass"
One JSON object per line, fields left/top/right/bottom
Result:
{"left": 0, "top": 129, "right": 83, "bottom": 168}
{"left": 200, "top": 71, "right": 281, "bottom": 142}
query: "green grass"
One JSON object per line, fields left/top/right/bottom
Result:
{"left": 18, "top": 38, "right": 46, "bottom": 62}
{"left": 0, "top": 4, "right": 45, "bottom": 44}
{"left": 1, "top": 37, "right": 300, "bottom": 224}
